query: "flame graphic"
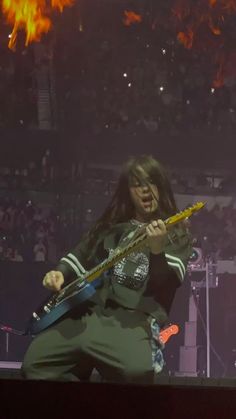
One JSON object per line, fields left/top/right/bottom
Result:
{"left": 172, "top": 0, "right": 236, "bottom": 48}
{"left": 123, "top": 11, "right": 142, "bottom": 26}
{"left": 177, "top": 28, "right": 194, "bottom": 49}
{"left": 213, "top": 56, "right": 225, "bottom": 87}
{"left": 171, "top": 0, "right": 236, "bottom": 87}
{"left": 1, "top": 0, "right": 74, "bottom": 50}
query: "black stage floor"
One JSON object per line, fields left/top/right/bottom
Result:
{"left": 1, "top": 363, "right": 236, "bottom": 419}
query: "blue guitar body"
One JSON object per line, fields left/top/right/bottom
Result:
{"left": 27, "top": 279, "right": 101, "bottom": 335}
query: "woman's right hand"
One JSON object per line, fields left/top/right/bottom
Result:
{"left": 42, "top": 271, "right": 64, "bottom": 292}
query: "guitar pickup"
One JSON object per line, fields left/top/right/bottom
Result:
{"left": 32, "top": 312, "right": 40, "bottom": 321}
{"left": 43, "top": 305, "right": 51, "bottom": 313}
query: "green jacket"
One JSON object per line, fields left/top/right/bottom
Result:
{"left": 57, "top": 221, "right": 192, "bottom": 326}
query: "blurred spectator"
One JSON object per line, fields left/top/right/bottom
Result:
{"left": 53, "top": 9, "right": 236, "bottom": 139}
{"left": 0, "top": 159, "right": 235, "bottom": 263}
{"left": 191, "top": 204, "right": 236, "bottom": 260}
{"left": 11, "top": 248, "right": 23, "bottom": 262}
{"left": 33, "top": 239, "right": 47, "bottom": 262}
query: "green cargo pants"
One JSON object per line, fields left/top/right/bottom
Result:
{"left": 21, "top": 303, "right": 155, "bottom": 384}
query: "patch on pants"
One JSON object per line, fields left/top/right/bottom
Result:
{"left": 150, "top": 319, "right": 165, "bottom": 374}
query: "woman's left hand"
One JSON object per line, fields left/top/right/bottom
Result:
{"left": 146, "top": 219, "right": 167, "bottom": 255}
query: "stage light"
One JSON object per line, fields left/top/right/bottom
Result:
{"left": 189, "top": 247, "right": 203, "bottom": 268}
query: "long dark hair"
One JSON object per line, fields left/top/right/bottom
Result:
{"left": 85, "top": 155, "right": 178, "bottom": 248}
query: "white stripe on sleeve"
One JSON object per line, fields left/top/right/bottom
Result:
{"left": 165, "top": 253, "right": 186, "bottom": 276}
{"left": 166, "top": 260, "right": 185, "bottom": 282}
{"left": 60, "top": 257, "right": 82, "bottom": 277}
{"left": 68, "top": 253, "right": 86, "bottom": 274}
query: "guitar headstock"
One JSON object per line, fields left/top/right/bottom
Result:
{"left": 159, "top": 324, "right": 179, "bottom": 344}
{"left": 165, "top": 202, "right": 205, "bottom": 227}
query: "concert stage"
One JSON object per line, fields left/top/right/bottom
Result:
{"left": 1, "top": 363, "right": 236, "bottom": 419}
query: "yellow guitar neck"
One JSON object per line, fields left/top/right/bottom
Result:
{"left": 85, "top": 202, "right": 205, "bottom": 284}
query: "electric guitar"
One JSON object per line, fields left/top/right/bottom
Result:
{"left": 159, "top": 324, "right": 179, "bottom": 345}
{"left": 27, "top": 202, "right": 205, "bottom": 335}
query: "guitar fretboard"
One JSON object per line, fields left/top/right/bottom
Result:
{"left": 58, "top": 202, "right": 204, "bottom": 295}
